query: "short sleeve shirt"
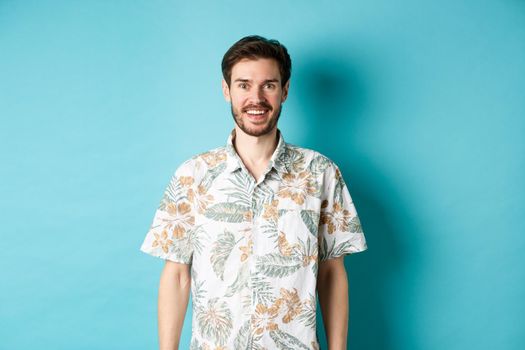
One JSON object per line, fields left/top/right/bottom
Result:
{"left": 140, "top": 128, "right": 368, "bottom": 350}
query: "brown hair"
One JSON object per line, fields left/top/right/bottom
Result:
{"left": 221, "top": 35, "right": 292, "bottom": 87}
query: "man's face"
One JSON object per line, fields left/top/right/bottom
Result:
{"left": 222, "top": 58, "right": 290, "bottom": 137}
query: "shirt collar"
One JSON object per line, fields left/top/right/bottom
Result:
{"left": 225, "top": 128, "right": 290, "bottom": 175}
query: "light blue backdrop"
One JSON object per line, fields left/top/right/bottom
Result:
{"left": 1, "top": 1, "right": 523, "bottom": 349}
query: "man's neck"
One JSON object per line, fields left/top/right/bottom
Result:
{"left": 232, "top": 126, "right": 278, "bottom": 171}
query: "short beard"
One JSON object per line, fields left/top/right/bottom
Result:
{"left": 230, "top": 104, "right": 282, "bottom": 137}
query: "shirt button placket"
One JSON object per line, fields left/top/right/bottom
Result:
{"left": 247, "top": 180, "right": 258, "bottom": 347}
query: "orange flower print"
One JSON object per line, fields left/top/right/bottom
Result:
{"left": 200, "top": 343, "right": 228, "bottom": 350}
{"left": 262, "top": 199, "right": 279, "bottom": 222}
{"left": 178, "top": 176, "right": 194, "bottom": 188}
{"left": 188, "top": 184, "right": 214, "bottom": 214}
{"left": 277, "top": 288, "right": 303, "bottom": 323}
{"left": 251, "top": 302, "right": 281, "bottom": 335}
{"left": 302, "top": 252, "right": 317, "bottom": 267}
{"left": 164, "top": 201, "right": 195, "bottom": 238}
{"left": 277, "top": 171, "right": 317, "bottom": 205}
{"left": 243, "top": 210, "right": 253, "bottom": 222}
{"left": 151, "top": 229, "right": 173, "bottom": 254}
{"left": 320, "top": 202, "right": 352, "bottom": 234}
{"left": 201, "top": 149, "right": 227, "bottom": 168}
{"left": 239, "top": 239, "right": 253, "bottom": 262}
{"left": 278, "top": 231, "right": 299, "bottom": 257}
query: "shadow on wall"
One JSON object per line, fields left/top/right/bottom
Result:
{"left": 296, "top": 53, "right": 417, "bottom": 350}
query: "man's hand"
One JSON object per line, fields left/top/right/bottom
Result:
{"left": 158, "top": 261, "right": 191, "bottom": 350}
{"left": 317, "top": 256, "right": 349, "bottom": 350}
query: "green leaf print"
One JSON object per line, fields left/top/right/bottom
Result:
{"left": 201, "top": 161, "right": 226, "bottom": 191}
{"left": 252, "top": 183, "right": 273, "bottom": 217}
{"left": 160, "top": 176, "right": 186, "bottom": 210}
{"left": 332, "top": 240, "right": 352, "bottom": 257}
{"left": 300, "top": 210, "right": 320, "bottom": 236}
{"left": 261, "top": 221, "right": 278, "bottom": 241}
{"left": 187, "top": 225, "right": 205, "bottom": 255}
{"left": 225, "top": 262, "right": 249, "bottom": 297}
{"left": 191, "top": 278, "right": 206, "bottom": 307}
{"left": 294, "top": 236, "right": 317, "bottom": 258}
{"left": 278, "top": 146, "right": 305, "bottom": 172}
{"left": 269, "top": 329, "right": 310, "bottom": 350}
{"left": 256, "top": 253, "right": 302, "bottom": 278}
{"left": 196, "top": 297, "right": 233, "bottom": 346}
{"left": 189, "top": 337, "right": 202, "bottom": 350}
{"left": 349, "top": 215, "right": 362, "bottom": 233}
{"left": 251, "top": 275, "right": 276, "bottom": 305}
{"left": 320, "top": 235, "right": 329, "bottom": 261}
{"left": 308, "top": 155, "right": 330, "bottom": 176}
{"left": 297, "top": 293, "right": 317, "bottom": 329}
{"left": 204, "top": 202, "right": 250, "bottom": 223}
{"left": 294, "top": 236, "right": 318, "bottom": 275}
{"left": 333, "top": 174, "right": 346, "bottom": 207}
{"left": 278, "top": 208, "right": 290, "bottom": 217}
{"left": 311, "top": 259, "right": 318, "bottom": 276}
{"left": 234, "top": 319, "right": 256, "bottom": 349}
{"left": 170, "top": 236, "right": 193, "bottom": 263}
{"left": 323, "top": 238, "right": 354, "bottom": 260}
{"left": 210, "top": 229, "right": 237, "bottom": 280}
{"left": 223, "top": 171, "right": 252, "bottom": 207}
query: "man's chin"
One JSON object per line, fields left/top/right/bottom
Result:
{"left": 239, "top": 123, "right": 275, "bottom": 137}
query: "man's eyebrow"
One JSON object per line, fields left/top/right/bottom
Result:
{"left": 232, "top": 78, "right": 280, "bottom": 84}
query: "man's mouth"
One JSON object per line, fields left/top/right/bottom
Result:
{"left": 243, "top": 107, "right": 270, "bottom": 121}
{"left": 245, "top": 109, "right": 269, "bottom": 115}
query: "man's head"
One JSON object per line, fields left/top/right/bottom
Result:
{"left": 221, "top": 35, "right": 292, "bottom": 137}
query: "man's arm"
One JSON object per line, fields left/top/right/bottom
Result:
{"left": 317, "top": 256, "right": 349, "bottom": 350}
{"left": 158, "top": 261, "right": 191, "bottom": 350}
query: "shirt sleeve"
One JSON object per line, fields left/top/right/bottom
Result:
{"left": 139, "top": 160, "right": 197, "bottom": 264}
{"left": 318, "top": 162, "right": 368, "bottom": 261}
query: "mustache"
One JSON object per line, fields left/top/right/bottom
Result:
{"left": 242, "top": 103, "right": 272, "bottom": 111}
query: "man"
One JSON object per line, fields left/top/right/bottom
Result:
{"left": 140, "top": 35, "right": 368, "bottom": 350}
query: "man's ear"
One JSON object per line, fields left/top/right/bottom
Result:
{"left": 281, "top": 79, "right": 290, "bottom": 103}
{"left": 222, "top": 79, "right": 231, "bottom": 102}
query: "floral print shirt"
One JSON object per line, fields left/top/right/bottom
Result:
{"left": 140, "top": 128, "right": 368, "bottom": 350}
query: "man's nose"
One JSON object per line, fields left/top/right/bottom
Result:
{"left": 249, "top": 87, "right": 266, "bottom": 103}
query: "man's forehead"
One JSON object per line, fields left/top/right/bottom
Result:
{"left": 231, "top": 58, "right": 281, "bottom": 81}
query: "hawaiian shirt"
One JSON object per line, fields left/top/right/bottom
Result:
{"left": 140, "top": 128, "right": 368, "bottom": 350}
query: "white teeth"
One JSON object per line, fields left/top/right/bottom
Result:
{"left": 246, "top": 110, "right": 266, "bottom": 115}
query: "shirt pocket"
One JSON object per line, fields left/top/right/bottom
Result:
{"left": 275, "top": 196, "right": 322, "bottom": 258}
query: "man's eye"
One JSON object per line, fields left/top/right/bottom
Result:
{"left": 265, "top": 84, "right": 275, "bottom": 89}
{"left": 239, "top": 83, "right": 247, "bottom": 89}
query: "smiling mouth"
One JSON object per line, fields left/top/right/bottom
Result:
{"left": 243, "top": 108, "right": 270, "bottom": 122}
{"left": 244, "top": 108, "right": 269, "bottom": 115}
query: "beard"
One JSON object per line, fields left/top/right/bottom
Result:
{"left": 230, "top": 102, "right": 282, "bottom": 137}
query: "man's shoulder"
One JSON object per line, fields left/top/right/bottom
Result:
{"left": 174, "top": 145, "right": 229, "bottom": 175}
{"left": 284, "top": 142, "right": 338, "bottom": 172}
{"left": 191, "top": 145, "right": 229, "bottom": 163}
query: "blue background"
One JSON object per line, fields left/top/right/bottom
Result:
{"left": 1, "top": 1, "right": 524, "bottom": 349}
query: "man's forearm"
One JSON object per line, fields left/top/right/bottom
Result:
{"left": 317, "top": 259, "right": 349, "bottom": 350}
{"left": 158, "top": 264, "right": 191, "bottom": 350}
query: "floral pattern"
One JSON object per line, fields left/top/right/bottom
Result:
{"left": 140, "top": 128, "right": 368, "bottom": 349}
{"left": 277, "top": 171, "right": 318, "bottom": 205}
{"left": 151, "top": 229, "right": 173, "bottom": 254}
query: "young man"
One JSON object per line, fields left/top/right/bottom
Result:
{"left": 140, "top": 35, "right": 368, "bottom": 350}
